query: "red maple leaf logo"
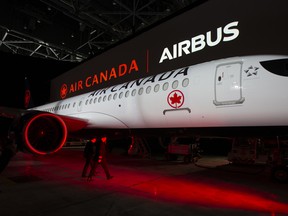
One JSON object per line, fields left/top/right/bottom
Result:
{"left": 167, "top": 90, "right": 184, "bottom": 108}
{"left": 170, "top": 92, "right": 182, "bottom": 105}
{"left": 60, "top": 84, "right": 68, "bottom": 99}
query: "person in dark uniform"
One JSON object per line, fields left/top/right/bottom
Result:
{"left": 87, "top": 136, "right": 113, "bottom": 181}
{"left": 81, "top": 137, "right": 97, "bottom": 177}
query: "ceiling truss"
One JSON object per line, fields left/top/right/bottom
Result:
{"left": 0, "top": 26, "right": 87, "bottom": 62}
{"left": 0, "top": 0, "right": 201, "bottom": 62}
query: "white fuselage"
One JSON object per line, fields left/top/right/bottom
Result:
{"left": 32, "top": 55, "right": 288, "bottom": 130}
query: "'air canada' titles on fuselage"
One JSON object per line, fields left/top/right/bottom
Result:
{"left": 88, "top": 67, "right": 189, "bottom": 97}
{"left": 159, "top": 21, "right": 240, "bottom": 63}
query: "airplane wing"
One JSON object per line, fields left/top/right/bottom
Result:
{"left": 0, "top": 106, "right": 26, "bottom": 119}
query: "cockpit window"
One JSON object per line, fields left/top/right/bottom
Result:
{"left": 260, "top": 58, "right": 288, "bottom": 76}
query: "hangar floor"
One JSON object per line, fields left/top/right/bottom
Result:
{"left": 0, "top": 147, "right": 288, "bottom": 216}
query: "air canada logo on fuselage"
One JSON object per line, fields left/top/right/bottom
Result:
{"left": 167, "top": 90, "right": 184, "bottom": 108}
{"left": 88, "top": 67, "right": 189, "bottom": 97}
{"left": 159, "top": 21, "right": 240, "bottom": 64}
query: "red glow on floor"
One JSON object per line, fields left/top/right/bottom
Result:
{"left": 8, "top": 151, "right": 288, "bottom": 215}
{"left": 135, "top": 177, "right": 288, "bottom": 214}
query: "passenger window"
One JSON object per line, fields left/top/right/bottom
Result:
{"left": 163, "top": 82, "right": 169, "bottom": 91}
{"left": 132, "top": 89, "right": 136, "bottom": 96}
{"left": 154, "top": 84, "right": 160, "bottom": 92}
{"left": 119, "top": 92, "right": 123, "bottom": 99}
{"left": 182, "top": 78, "right": 189, "bottom": 87}
{"left": 138, "top": 87, "right": 144, "bottom": 95}
{"left": 98, "top": 97, "right": 102, "bottom": 102}
{"left": 108, "top": 94, "right": 112, "bottom": 101}
{"left": 146, "top": 86, "right": 151, "bottom": 94}
{"left": 172, "top": 80, "right": 178, "bottom": 89}
{"left": 113, "top": 93, "right": 118, "bottom": 100}
{"left": 94, "top": 97, "right": 97, "bottom": 103}
{"left": 125, "top": 91, "right": 129, "bottom": 97}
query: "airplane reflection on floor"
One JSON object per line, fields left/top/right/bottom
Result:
{"left": 3, "top": 150, "right": 288, "bottom": 215}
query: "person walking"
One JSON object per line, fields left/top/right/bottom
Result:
{"left": 87, "top": 136, "right": 113, "bottom": 181}
{"left": 81, "top": 137, "right": 97, "bottom": 178}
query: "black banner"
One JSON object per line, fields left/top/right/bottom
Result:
{"left": 50, "top": 0, "right": 288, "bottom": 101}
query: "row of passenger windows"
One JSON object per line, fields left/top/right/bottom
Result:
{"left": 83, "top": 78, "right": 189, "bottom": 106}
{"left": 43, "top": 78, "right": 189, "bottom": 113}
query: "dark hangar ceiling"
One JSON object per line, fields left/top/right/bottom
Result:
{"left": 0, "top": 0, "right": 204, "bottom": 63}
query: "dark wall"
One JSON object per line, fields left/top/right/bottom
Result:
{"left": 0, "top": 51, "right": 78, "bottom": 108}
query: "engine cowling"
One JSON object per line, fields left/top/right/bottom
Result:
{"left": 15, "top": 111, "right": 68, "bottom": 155}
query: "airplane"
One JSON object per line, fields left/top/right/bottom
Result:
{"left": 1, "top": 54, "right": 288, "bottom": 180}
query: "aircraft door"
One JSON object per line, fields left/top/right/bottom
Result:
{"left": 213, "top": 62, "right": 245, "bottom": 106}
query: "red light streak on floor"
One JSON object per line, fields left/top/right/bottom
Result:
{"left": 7, "top": 151, "right": 288, "bottom": 215}
{"left": 136, "top": 177, "right": 287, "bottom": 214}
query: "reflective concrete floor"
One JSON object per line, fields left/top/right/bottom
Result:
{"left": 1, "top": 147, "right": 288, "bottom": 216}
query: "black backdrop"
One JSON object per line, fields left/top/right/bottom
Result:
{"left": 0, "top": 51, "right": 78, "bottom": 108}
{"left": 2, "top": 0, "right": 288, "bottom": 106}
{"left": 50, "top": 0, "right": 288, "bottom": 101}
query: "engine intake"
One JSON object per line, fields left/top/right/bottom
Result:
{"left": 17, "top": 111, "right": 68, "bottom": 155}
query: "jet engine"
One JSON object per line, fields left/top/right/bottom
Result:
{"left": 13, "top": 111, "right": 68, "bottom": 155}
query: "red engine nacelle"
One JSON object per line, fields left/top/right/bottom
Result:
{"left": 16, "top": 111, "right": 68, "bottom": 155}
